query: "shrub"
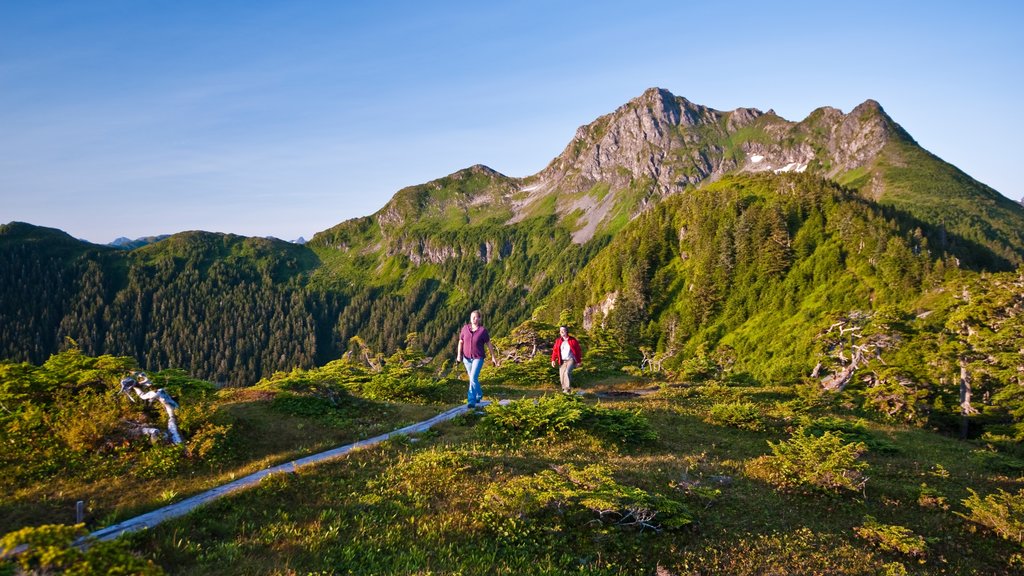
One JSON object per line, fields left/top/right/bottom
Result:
{"left": 480, "top": 464, "right": 691, "bottom": 545}
{"left": 959, "top": 488, "right": 1024, "bottom": 545}
{"left": 679, "top": 344, "right": 722, "bottom": 382}
{"left": 854, "top": 515, "right": 927, "bottom": 557}
{"left": 151, "top": 368, "right": 217, "bottom": 402}
{"left": 698, "top": 382, "right": 744, "bottom": 404}
{"left": 917, "top": 483, "right": 949, "bottom": 510}
{"left": 802, "top": 416, "right": 899, "bottom": 454}
{"left": 0, "top": 523, "right": 164, "bottom": 575}
{"left": 707, "top": 401, "right": 766, "bottom": 431}
{"left": 186, "top": 422, "right": 234, "bottom": 464}
{"left": 360, "top": 373, "right": 461, "bottom": 405}
{"left": 479, "top": 394, "right": 584, "bottom": 440}
{"left": 478, "top": 394, "right": 656, "bottom": 445}
{"left": 136, "top": 444, "right": 186, "bottom": 479}
{"left": 490, "top": 356, "right": 554, "bottom": 387}
{"left": 750, "top": 427, "right": 868, "bottom": 494}
{"left": 860, "top": 370, "right": 930, "bottom": 424}
{"left": 51, "top": 391, "right": 128, "bottom": 452}
{"left": 970, "top": 449, "right": 1024, "bottom": 474}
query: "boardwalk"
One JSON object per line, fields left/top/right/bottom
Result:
{"left": 85, "top": 401, "right": 495, "bottom": 543}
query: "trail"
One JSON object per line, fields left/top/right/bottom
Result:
{"left": 84, "top": 401, "right": 497, "bottom": 543}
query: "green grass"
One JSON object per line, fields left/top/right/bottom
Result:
{"left": 0, "top": 379, "right": 446, "bottom": 538}
{"left": 68, "top": 378, "right": 1020, "bottom": 575}
{"left": 6, "top": 333, "right": 1024, "bottom": 574}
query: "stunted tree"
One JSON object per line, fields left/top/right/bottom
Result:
{"left": 811, "top": 310, "right": 901, "bottom": 392}
{"left": 944, "top": 273, "right": 1024, "bottom": 437}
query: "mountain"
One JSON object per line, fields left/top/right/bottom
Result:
{"left": 109, "top": 234, "right": 171, "bottom": 250}
{"left": 3, "top": 87, "right": 1023, "bottom": 385}
{"left": 517, "top": 88, "right": 1024, "bottom": 262}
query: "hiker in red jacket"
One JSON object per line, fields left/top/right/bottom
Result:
{"left": 550, "top": 325, "right": 583, "bottom": 394}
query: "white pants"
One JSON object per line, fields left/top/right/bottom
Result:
{"left": 559, "top": 357, "right": 576, "bottom": 392}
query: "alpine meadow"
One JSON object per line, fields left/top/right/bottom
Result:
{"left": 3, "top": 87, "right": 1024, "bottom": 575}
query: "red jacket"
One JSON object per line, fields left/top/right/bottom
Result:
{"left": 551, "top": 336, "right": 582, "bottom": 365}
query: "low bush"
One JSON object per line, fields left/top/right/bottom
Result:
{"left": 478, "top": 394, "right": 656, "bottom": 445}
{"left": 748, "top": 427, "right": 868, "bottom": 494}
{"left": 51, "top": 391, "right": 129, "bottom": 452}
{"left": 854, "top": 515, "right": 927, "bottom": 557}
{"left": 490, "top": 356, "right": 553, "bottom": 387}
{"left": 707, "top": 401, "right": 766, "bottom": 431}
{"left": 959, "top": 488, "right": 1024, "bottom": 545}
{"left": 803, "top": 416, "right": 899, "bottom": 454}
{"left": 0, "top": 523, "right": 165, "bottom": 575}
{"left": 480, "top": 463, "right": 691, "bottom": 545}
{"left": 360, "top": 373, "right": 461, "bottom": 405}
{"left": 917, "top": 483, "right": 949, "bottom": 510}
{"left": 860, "top": 370, "right": 930, "bottom": 424}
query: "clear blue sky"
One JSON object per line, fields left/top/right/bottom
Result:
{"left": 2, "top": 1, "right": 1022, "bottom": 244}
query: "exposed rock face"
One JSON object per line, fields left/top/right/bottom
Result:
{"left": 538, "top": 88, "right": 739, "bottom": 197}
{"left": 387, "top": 237, "right": 513, "bottom": 265}
{"left": 583, "top": 291, "right": 618, "bottom": 330}
{"left": 518, "top": 87, "right": 913, "bottom": 244}
{"left": 317, "top": 87, "right": 922, "bottom": 251}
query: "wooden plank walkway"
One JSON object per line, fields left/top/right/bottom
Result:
{"left": 84, "top": 400, "right": 497, "bottom": 543}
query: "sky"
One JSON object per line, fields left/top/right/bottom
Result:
{"left": 2, "top": 1, "right": 1022, "bottom": 244}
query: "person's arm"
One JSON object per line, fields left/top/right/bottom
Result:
{"left": 551, "top": 338, "right": 559, "bottom": 367}
{"left": 456, "top": 335, "right": 464, "bottom": 362}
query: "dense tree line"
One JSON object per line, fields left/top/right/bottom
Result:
{"left": 0, "top": 214, "right": 605, "bottom": 384}
{"left": 545, "top": 173, "right": 983, "bottom": 375}
{"left": 0, "top": 230, "right": 346, "bottom": 385}
{"left": 2, "top": 171, "right": 1021, "bottom": 389}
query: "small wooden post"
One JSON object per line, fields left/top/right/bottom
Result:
{"left": 76, "top": 500, "right": 84, "bottom": 524}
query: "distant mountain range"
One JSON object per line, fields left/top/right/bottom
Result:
{"left": 109, "top": 235, "right": 171, "bottom": 250}
{"left": 108, "top": 235, "right": 305, "bottom": 249}
{"left": 3, "top": 87, "right": 1023, "bottom": 385}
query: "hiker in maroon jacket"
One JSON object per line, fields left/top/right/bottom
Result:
{"left": 550, "top": 325, "right": 582, "bottom": 393}
{"left": 456, "top": 309, "right": 498, "bottom": 408}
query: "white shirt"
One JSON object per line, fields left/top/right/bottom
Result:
{"left": 561, "top": 339, "right": 573, "bottom": 361}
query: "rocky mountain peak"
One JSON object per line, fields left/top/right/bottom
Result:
{"left": 537, "top": 87, "right": 728, "bottom": 198}
{"left": 514, "top": 88, "right": 933, "bottom": 243}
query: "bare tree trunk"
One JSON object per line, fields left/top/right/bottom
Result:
{"left": 163, "top": 401, "right": 182, "bottom": 445}
{"left": 821, "top": 349, "right": 864, "bottom": 392}
{"left": 959, "top": 357, "right": 977, "bottom": 439}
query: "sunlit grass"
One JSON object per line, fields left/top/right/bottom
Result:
{"left": 105, "top": 378, "right": 1024, "bottom": 574}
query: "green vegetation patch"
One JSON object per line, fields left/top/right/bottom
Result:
{"left": 749, "top": 426, "right": 869, "bottom": 494}
{"left": 0, "top": 523, "right": 165, "bottom": 575}
{"left": 707, "top": 400, "right": 766, "bottom": 431}
{"left": 854, "top": 515, "right": 928, "bottom": 557}
{"left": 959, "top": 488, "right": 1024, "bottom": 547}
{"left": 478, "top": 393, "right": 657, "bottom": 445}
{"left": 481, "top": 463, "right": 692, "bottom": 546}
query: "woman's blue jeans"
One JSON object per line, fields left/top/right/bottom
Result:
{"left": 463, "top": 357, "right": 484, "bottom": 405}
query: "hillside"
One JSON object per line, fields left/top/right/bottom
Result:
{"left": 2, "top": 87, "right": 1023, "bottom": 387}
{"left": 0, "top": 225, "right": 336, "bottom": 384}
{"left": 3, "top": 349, "right": 1024, "bottom": 574}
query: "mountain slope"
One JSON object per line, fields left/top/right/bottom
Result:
{"left": 541, "top": 171, "right": 961, "bottom": 380}
{"left": 515, "top": 88, "right": 1024, "bottom": 263}
{"left": 2, "top": 87, "right": 1023, "bottom": 385}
